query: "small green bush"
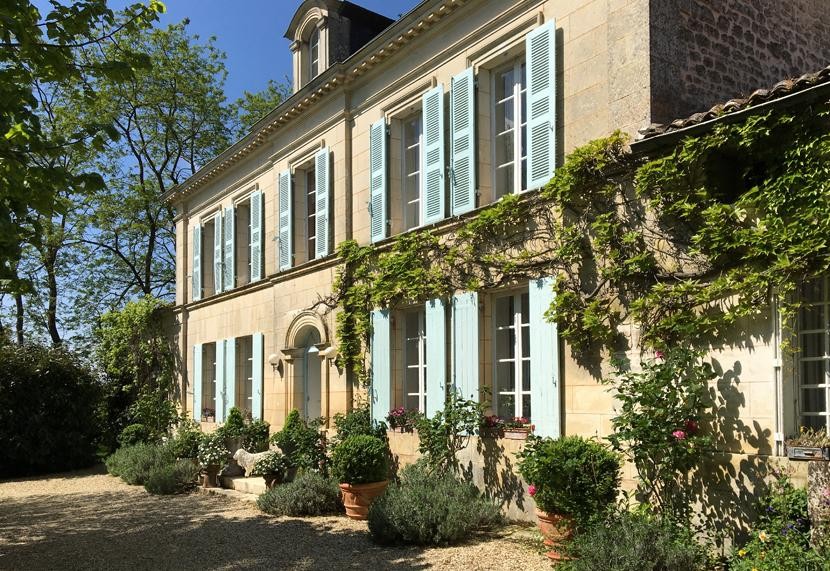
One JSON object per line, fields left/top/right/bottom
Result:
{"left": 330, "top": 435, "right": 389, "bottom": 484}
{"left": 244, "top": 419, "right": 270, "bottom": 452}
{"left": 217, "top": 406, "right": 247, "bottom": 439}
{"left": 168, "top": 419, "right": 203, "bottom": 460}
{"left": 331, "top": 405, "right": 386, "bottom": 446}
{"left": 368, "top": 462, "right": 503, "bottom": 546}
{"left": 270, "top": 410, "right": 326, "bottom": 471}
{"left": 105, "top": 443, "right": 174, "bottom": 485}
{"left": 118, "top": 423, "right": 152, "bottom": 447}
{"left": 144, "top": 459, "right": 200, "bottom": 495}
{"left": 256, "top": 471, "right": 342, "bottom": 516}
{"left": 558, "top": 511, "right": 710, "bottom": 571}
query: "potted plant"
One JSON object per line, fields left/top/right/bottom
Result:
{"left": 386, "top": 407, "right": 421, "bottom": 433}
{"left": 198, "top": 432, "right": 230, "bottom": 488}
{"left": 503, "top": 416, "right": 533, "bottom": 440}
{"left": 331, "top": 434, "right": 390, "bottom": 520}
{"left": 202, "top": 408, "right": 215, "bottom": 423}
{"left": 517, "top": 435, "right": 621, "bottom": 560}
{"left": 786, "top": 427, "right": 830, "bottom": 461}
{"left": 251, "top": 451, "right": 289, "bottom": 489}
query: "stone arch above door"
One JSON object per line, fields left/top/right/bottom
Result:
{"left": 283, "top": 310, "right": 329, "bottom": 355}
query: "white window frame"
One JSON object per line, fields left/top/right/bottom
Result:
{"left": 797, "top": 277, "right": 830, "bottom": 434}
{"left": 402, "top": 110, "right": 423, "bottom": 231}
{"left": 309, "top": 27, "right": 320, "bottom": 81}
{"left": 491, "top": 58, "right": 527, "bottom": 199}
{"left": 304, "top": 168, "right": 317, "bottom": 261}
{"left": 403, "top": 308, "right": 427, "bottom": 412}
{"left": 492, "top": 290, "right": 531, "bottom": 419}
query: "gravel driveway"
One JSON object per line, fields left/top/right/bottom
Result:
{"left": 0, "top": 466, "right": 551, "bottom": 570}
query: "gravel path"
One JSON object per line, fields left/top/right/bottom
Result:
{"left": 0, "top": 466, "right": 551, "bottom": 570}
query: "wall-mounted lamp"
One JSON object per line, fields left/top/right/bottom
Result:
{"left": 268, "top": 353, "right": 283, "bottom": 376}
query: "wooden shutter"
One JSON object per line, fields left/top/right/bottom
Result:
{"left": 224, "top": 338, "right": 236, "bottom": 413}
{"left": 452, "top": 292, "right": 479, "bottom": 401}
{"left": 278, "top": 170, "right": 292, "bottom": 271}
{"left": 314, "top": 147, "right": 330, "bottom": 259}
{"left": 529, "top": 276, "right": 560, "bottom": 438}
{"left": 215, "top": 340, "right": 226, "bottom": 422}
{"left": 371, "top": 309, "right": 391, "bottom": 425}
{"left": 425, "top": 298, "right": 446, "bottom": 418}
{"left": 450, "top": 68, "right": 476, "bottom": 216}
{"left": 193, "top": 344, "right": 202, "bottom": 421}
{"left": 369, "top": 119, "right": 388, "bottom": 243}
{"left": 192, "top": 226, "right": 202, "bottom": 301}
{"left": 421, "top": 85, "right": 445, "bottom": 225}
{"left": 223, "top": 207, "right": 235, "bottom": 290}
{"left": 249, "top": 190, "right": 263, "bottom": 282}
{"left": 526, "top": 20, "right": 556, "bottom": 190}
{"left": 213, "top": 212, "right": 223, "bottom": 294}
{"left": 252, "top": 332, "right": 264, "bottom": 420}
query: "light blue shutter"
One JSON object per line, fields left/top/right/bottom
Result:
{"left": 450, "top": 68, "right": 475, "bottom": 216}
{"left": 278, "top": 170, "right": 292, "bottom": 271}
{"left": 314, "top": 147, "right": 330, "bottom": 258}
{"left": 526, "top": 20, "right": 556, "bottom": 190}
{"left": 529, "top": 277, "right": 560, "bottom": 438}
{"left": 252, "top": 332, "right": 264, "bottom": 420}
{"left": 369, "top": 119, "right": 387, "bottom": 243}
{"left": 216, "top": 340, "right": 226, "bottom": 422}
{"left": 452, "top": 292, "right": 479, "bottom": 401}
{"left": 214, "top": 212, "right": 223, "bottom": 294}
{"left": 192, "top": 226, "right": 202, "bottom": 301}
{"left": 225, "top": 338, "right": 236, "bottom": 414}
{"left": 425, "top": 298, "right": 446, "bottom": 418}
{"left": 193, "top": 344, "right": 202, "bottom": 421}
{"left": 249, "top": 190, "right": 263, "bottom": 282}
{"left": 223, "top": 207, "right": 235, "bottom": 290}
{"left": 421, "top": 85, "right": 445, "bottom": 224}
{"left": 371, "top": 309, "right": 391, "bottom": 425}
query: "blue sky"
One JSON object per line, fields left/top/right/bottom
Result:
{"left": 41, "top": 0, "right": 422, "bottom": 100}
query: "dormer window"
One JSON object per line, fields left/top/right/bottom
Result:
{"left": 309, "top": 27, "right": 320, "bottom": 81}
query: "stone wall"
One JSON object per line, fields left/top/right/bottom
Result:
{"left": 649, "top": 0, "right": 830, "bottom": 125}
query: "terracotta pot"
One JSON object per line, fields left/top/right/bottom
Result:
{"left": 202, "top": 465, "right": 220, "bottom": 488}
{"left": 339, "top": 480, "right": 389, "bottom": 520}
{"left": 535, "top": 508, "right": 574, "bottom": 561}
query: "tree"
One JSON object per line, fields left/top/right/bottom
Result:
{"left": 231, "top": 78, "right": 291, "bottom": 138}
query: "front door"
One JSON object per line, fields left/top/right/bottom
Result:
{"left": 303, "top": 344, "right": 321, "bottom": 419}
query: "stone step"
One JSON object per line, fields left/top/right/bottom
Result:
{"left": 220, "top": 475, "right": 267, "bottom": 495}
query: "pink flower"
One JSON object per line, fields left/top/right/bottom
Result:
{"left": 655, "top": 350, "right": 665, "bottom": 360}
{"left": 528, "top": 485, "right": 537, "bottom": 497}
{"left": 672, "top": 430, "right": 687, "bottom": 440}
{"left": 684, "top": 420, "right": 699, "bottom": 434}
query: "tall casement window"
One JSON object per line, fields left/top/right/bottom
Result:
{"left": 236, "top": 335, "right": 254, "bottom": 419}
{"left": 402, "top": 111, "right": 423, "bottom": 231}
{"left": 798, "top": 278, "right": 830, "bottom": 433}
{"left": 194, "top": 334, "right": 263, "bottom": 423}
{"left": 403, "top": 308, "right": 427, "bottom": 411}
{"left": 493, "top": 60, "right": 527, "bottom": 199}
{"left": 200, "top": 342, "right": 217, "bottom": 421}
{"left": 493, "top": 291, "right": 531, "bottom": 419}
{"left": 309, "top": 27, "right": 320, "bottom": 81}
{"left": 305, "top": 169, "right": 317, "bottom": 259}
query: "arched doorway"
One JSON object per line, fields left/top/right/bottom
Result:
{"left": 298, "top": 326, "right": 321, "bottom": 420}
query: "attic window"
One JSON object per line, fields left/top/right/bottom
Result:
{"left": 309, "top": 27, "right": 320, "bottom": 81}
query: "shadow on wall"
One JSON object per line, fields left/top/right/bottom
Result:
{"left": 475, "top": 436, "right": 528, "bottom": 516}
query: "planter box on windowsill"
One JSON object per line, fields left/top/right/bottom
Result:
{"left": 786, "top": 445, "right": 830, "bottom": 461}
{"left": 388, "top": 427, "right": 416, "bottom": 434}
{"left": 503, "top": 428, "right": 532, "bottom": 441}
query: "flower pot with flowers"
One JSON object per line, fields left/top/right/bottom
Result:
{"left": 251, "top": 451, "right": 289, "bottom": 489}
{"left": 786, "top": 427, "right": 830, "bottom": 461}
{"left": 386, "top": 407, "right": 421, "bottom": 433}
{"left": 331, "top": 434, "right": 390, "bottom": 520}
{"left": 198, "top": 432, "right": 230, "bottom": 488}
{"left": 517, "top": 435, "right": 621, "bottom": 560}
{"left": 202, "top": 408, "right": 215, "bottom": 423}
{"left": 480, "top": 415, "right": 505, "bottom": 438}
{"left": 503, "top": 417, "right": 534, "bottom": 440}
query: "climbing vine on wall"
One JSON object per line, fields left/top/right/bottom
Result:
{"left": 321, "top": 99, "right": 830, "bottom": 382}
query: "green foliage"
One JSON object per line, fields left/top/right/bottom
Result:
{"left": 231, "top": 78, "right": 291, "bottom": 137}
{"left": 331, "top": 404, "right": 387, "bottom": 446}
{"left": 251, "top": 451, "right": 288, "bottom": 477}
{"left": 219, "top": 407, "right": 247, "bottom": 438}
{"left": 118, "top": 423, "right": 152, "bottom": 447}
{"left": 330, "top": 435, "right": 389, "bottom": 484}
{"left": 367, "top": 461, "right": 503, "bottom": 546}
{"left": 386, "top": 407, "right": 422, "bottom": 431}
{"left": 0, "top": 343, "right": 102, "bottom": 477}
{"left": 270, "top": 410, "right": 326, "bottom": 472}
{"left": 197, "top": 432, "right": 230, "bottom": 468}
{"left": 256, "top": 471, "right": 342, "bottom": 517}
{"left": 558, "top": 511, "right": 710, "bottom": 571}
{"left": 168, "top": 417, "right": 203, "bottom": 459}
{"left": 144, "top": 459, "right": 200, "bottom": 495}
{"left": 96, "top": 296, "right": 177, "bottom": 446}
{"left": 415, "top": 394, "right": 483, "bottom": 474}
{"left": 243, "top": 419, "right": 271, "bottom": 452}
{"left": 605, "top": 349, "right": 715, "bottom": 520}
{"left": 729, "top": 473, "right": 826, "bottom": 571}
{"left": 516, "top": 435, "right": 621, "bottom": 529}
{"left": 105, "top": 442, "right": 174, "bottom": 486}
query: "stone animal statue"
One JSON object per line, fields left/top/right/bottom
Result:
{"left": 233, "top": 448, "right": 272, "bottom": 477}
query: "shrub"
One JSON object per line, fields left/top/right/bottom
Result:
{"left": 198, "top": 432, "right": 230, "bottom": 467}
{"left": 256, "top": 471, "right": 342, "bottom": 516}
{"left": 368, "top": 461, "right": 503, "bottom": 546}
{"left": 270, "top": 410, "right": 326, "bottom": 471}
{"left": 144, "top": 459, "right": 200, "bottom": 495}
{"left": 168, "top": 418, "right": 203, "bottom": 459}
{"left": 105, "top": 443, "right": 174, "bottom": 485}
{"left": 0, "top": 343, "right": 103, "bottom": 477}
{"left": 517, "top": 435, "right": 621, "bottom": 529}
{"left": 558, "top": 511, "right": 710, "bottom": 571}
{"left": 331, "top": 405, "right": 386, "bottom": 446}
{"left": 244, "top": 419, "right": 270, "bottom": 452}
{"left": 415, "top": 394, "right": 482, "bottom": 473}
{"left": 217, "top": 406, "right": 247, "bottom": 439}
{"left": 118, "top": 423, "right": 152, "bottom": 447}
{"left": 252, "top": 451, "right": 289, "bottom": 477}
{"left": 330, "top": 435, "right": 389, "bottom": 484}
{"left": 728, "top": 473, "right": 826, "bottom": 571}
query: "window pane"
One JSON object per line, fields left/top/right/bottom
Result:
{"left": 496, "top": 68, "right": 514, "bottom": 101}
{"left": 405, "top": 338, "right": 420, "bottom": 367}
{"left": 802, "top": 360, "right": 826, "bottom": 386}
{"left": 801, "top": 333, "right": 825, "bottom": 358}
{"left": 496, "top": 361, "right": 515, "bottom": 392}
{"left": 495, "top": 296, "right": 513, "bottom": 326}
{"left": 496, "top": 328, "right": 514, "bottom": 360}
{"left": 521, "top": 326, "right": 530, "bottom": 359}
{"left": 405, "top": 144, "right": 420, "bottom": 174}
{"left": 801, "top": 303, "right": 824, "bottom": 330}
{"left": 405, "top": 367, "right": 420, "bottom": 395}
{"left": 802, "top": 389, "right": 826, "bottom": 414}
{"left": 497, "top": 394, "right": 515, "bottom": 419}
{"left": 404, "top": 198, "right": 419, "bottom": 230}
{"left": 801, "top": 414, "right": 826, "bottom": 431}
{"left": 495, "top": 131, "right": 514, "bottom": 166}
{"left": 802, "top": 279, "right": 824, "bottom": 302}
{"left": 405, "top": 312, "right": 419, "bottom": 337}
{"left": 520, "top": 91, "right": 527, "bottom": 125}
{"left": 405, "top": 394, "right": 420, "bottom": 411}
{"left": 522, "top": 360, "right": 531, "bottom": 391}
{"left": 521, "top": 394, "right": 531, "bottom": 421}
{"left": 521, "top": 293, "right": 529, "bottom": 324}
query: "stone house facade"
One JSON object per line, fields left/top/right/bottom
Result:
{"left": 166, "top": 0, "right": 830, "bottom": 524}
